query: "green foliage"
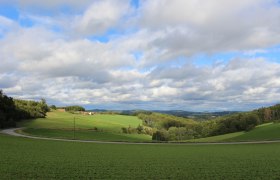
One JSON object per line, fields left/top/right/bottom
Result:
{"left": 138, "top": 110, "right": 265, "bottom": 141}
{"left": 213, "top": 113, "right": 260, "bottom": 135}
{"left": 121, "top": 124, "right": 154, "bottom": 136}
{"left": 65, "top": 105, "right": 85, "bottom": 112}
{"left": 138, "top": 112, "right": 197, "bottom": 129}
{"left": 0, "top": 90, "right": 17, "bottom": 128}
{"left": 189, "top": 122, "right": 280, "bottom": 142}
{"left": 0, "top": 90, "right": 49, "bottom": 128}
{"left": 121, "top": 125, "right": 137, "bottom": 134}
{"left": 50, "top": 105, "right": 57, "bottom": 110}
{"left": 152, "top": 129, "right": 170, "bottom": 141}
{"left": 14, "top": 98, "right": 49, "bottom": 119}
{"left": 255, "top": 104, "right": 280, "bottom": 123}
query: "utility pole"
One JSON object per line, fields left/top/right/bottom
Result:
{"left": 178, "top": 125, "right": 182, "bottom": 142}
{"left": 73, "top": 117, "right": 76, "bottom": 140}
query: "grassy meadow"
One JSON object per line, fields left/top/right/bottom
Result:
{"left": 18, "top": 110, "right": 152, "bottom": 142}
{"left": 19, "top": 111, "right": 143, "bottom": 132}
{"left": 1, "top": 133, "right": 280, "bottom": 179}
{"left": 188, "top": 122, "right": 280, "bottom": 142}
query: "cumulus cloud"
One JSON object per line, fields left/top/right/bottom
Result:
{"left": 147, "top": 58, "right": 280, "bottom": 108}
{"left": 0, "top": 0, "right": 92, "bottom": 10}
{"left": 0, "top": 16, "right": 17, "bottom": 36}
{"left": 72, "top": 0, "right": 131, "bottom": 35}
{"left": 0, "top": 0, "right": 280, "bottom": 111}
{"left": 0, "top": 26, "right": 136, "bottom": 79}
{"left": 139, "top": 0, "right": 280, "bottom": 58}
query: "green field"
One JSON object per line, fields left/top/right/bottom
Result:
{"left": 1, "top": 134, "right": 280, "bottom": 179}
{"left": 189, "top": 123, "right": 280, "bottom": 142}
{"left": 18, "top": 111, "right": 152, "bottom": 142}
{"left": 19, "top": 111, "right": 143, "bottom": 132}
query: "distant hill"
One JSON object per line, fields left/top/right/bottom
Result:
{"left": 153, "top": 110, "right": 241, "bottom": 120}
{"left": 85, "top": 109, "right": 107, "bottom": 112}
{"left": 86, "top": 109, "right": 241, "bottom": 120}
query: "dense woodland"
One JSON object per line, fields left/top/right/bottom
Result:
{"left": 0, "top": 90, "right": 49, "bottom": 128}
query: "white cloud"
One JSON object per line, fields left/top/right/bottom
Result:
{"left": 0, "top": 16, "right": 17, "bottom": 36}
{"left": 138, "top": 0, "right": 280, "bottom": 59}
{"left": 0, "top": 0, "right": 92, "bottom": 10}
{"left": 1, "top": 0, "right": 280, "bottom": 111}
{"left": 72, "top": 0, "right": 131, "bottom": 35}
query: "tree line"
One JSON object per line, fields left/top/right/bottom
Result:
{"left": 0, "top": 90, "right": 49, "bottom": 128}
{"left": 64, "top": 106, "right": 85, "bottom": 112}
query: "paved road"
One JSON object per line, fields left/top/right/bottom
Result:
{"left": 2, "top": 128, "right": 280, "bottom": 145}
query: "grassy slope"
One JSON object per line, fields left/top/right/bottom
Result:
{"left": 19, "top": 111, "right": 143, "bottom": 132}
{"left": 189, "top": 123, "right": 280, "bottom": 142}
{"left": 1, "top": 134, "right": 280, "bottom": 179}
{"left": 18, "top": 111, "right": 152, "bottom": 142}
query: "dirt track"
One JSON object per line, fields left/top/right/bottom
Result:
{"left": 2, "top": 128, "right": 280, "bottom": 145}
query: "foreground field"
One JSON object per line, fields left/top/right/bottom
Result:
{"left": 1, "top": 134, "right": 280, "bottom": 179}
{"left": 18, "top": 111, "right": 152, "bottom": 142}
{"left": 189, "top": 123, "right": 280, "bottom": 142}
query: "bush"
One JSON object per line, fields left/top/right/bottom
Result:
{"left": 50, "top": 105, "right": 57, "bottom": 110}
{"left": 152, "top": 130, "right": 169, "bottom": 141}
{"left": 121, "top": 126, "right": 137, "bottom": 134}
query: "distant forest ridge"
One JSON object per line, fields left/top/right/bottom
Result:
{"left": 86, "top": 109, "right": 241, "bottom": 120}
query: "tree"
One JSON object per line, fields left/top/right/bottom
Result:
{"left": 264, "top": 108, "right": 272, "bottom": 122}
{"left": 50, "top": 105, "right": 57, "bottom": 110}
{"left": 0, "top": 90, "right": 16, "bottom": 128}
{"left": 152, "top": 129, "right": 169, "bottom": 141}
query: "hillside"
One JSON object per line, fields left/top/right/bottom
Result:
{"left": 188, "top": 122, "right": 280, "bottom": 142}
{"left": 18, "top": 110, "right": 152, "bottom": 142}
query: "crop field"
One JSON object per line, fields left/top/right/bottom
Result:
{"left": 18, "top": 111, "right": 151, "bottom": 142}
{"left": 189, "top": 122, "right": 280, "bottom": 142}
{"left": 1, "top": 134, "right": 280, "bottom": 179}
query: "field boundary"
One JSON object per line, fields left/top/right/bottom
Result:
{"left": 2, "top": 128, "right": 280, "bottom": 145}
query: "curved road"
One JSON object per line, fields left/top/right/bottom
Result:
{"left": 2, "top": 128, "right": 280, "bottom": 145}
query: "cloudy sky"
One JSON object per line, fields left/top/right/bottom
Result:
{"left": 0, "top": 0, "right": 280, "bottom": 111}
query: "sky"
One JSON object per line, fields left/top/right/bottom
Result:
{"left": 0, "top": 0, "right": 280, "bottom": 111}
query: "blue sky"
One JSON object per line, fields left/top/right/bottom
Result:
{"left": 0, "top": 0, "right": 280, "bottom": 111}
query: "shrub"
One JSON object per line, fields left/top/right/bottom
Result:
{"left": 152, "top": 130, "right": 169, "bottom": 141}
